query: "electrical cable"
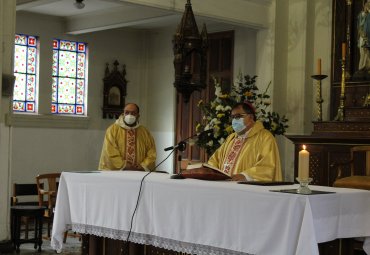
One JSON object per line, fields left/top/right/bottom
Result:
{"left": 125, "top": 149, "right": 175, "bottom": 252}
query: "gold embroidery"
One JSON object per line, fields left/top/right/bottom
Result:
{"left": 222, "top": 136, "right": 245, "bottom": 175}
{"left": 126, "top": 129, "right": 136, "bottom": 165}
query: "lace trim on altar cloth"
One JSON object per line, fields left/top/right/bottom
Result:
{"left": 64, "top": 223, "right": 254, "bottom": 255}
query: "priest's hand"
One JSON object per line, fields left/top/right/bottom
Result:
{"left": 230, "top": 174, "right": 246, "bottom": 181}
{"left": 124, "top": 163, "right": 144, "bottom": 171}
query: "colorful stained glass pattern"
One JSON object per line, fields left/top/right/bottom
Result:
{"left": 52, "top": 39, "right": 87, "bottom": 115}
{"left": 15, "top": 34, "right": 27, "bottom": 45}
{"left": 52, "top": 77, "right": 58, "bottom": 102}
{"left": 77, "top": 53, "right": 85, "bottom": 78}
{"left": 13, "top": 73, "right": 26, "bottom": 101}
{"left": 52, "top": 50, "right": 59, "bottom": 76}
{"left": 13, "top": 102, "right": 25, "bottom": 112}
{"left": 76, "top": 80, "right": 84, "bottom": 104}
{"left": 26, "top": 75, "right": 36, "bottom": 101}
{"left": 60, "top": 40, "right": 77, "bottom": 51}
{"left": 14, "top": 45, "right": 27, "bottom": 73}
{"left": 27, "top": 47, "right": 37, "bottom": 74}
{"left": 58, "top": 78, "right": 76, "bottom": 104}
{"left": 58, "top": 51, "right": 76, "bottom": 78}
{"left": 13, "top": 34, "right": 38, "bottom": 113}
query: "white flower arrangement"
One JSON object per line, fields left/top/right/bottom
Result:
{"left": 196, "top": 74, "right": 289, "bottom": 155}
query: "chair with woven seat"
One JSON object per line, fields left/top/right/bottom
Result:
{"left": 11, "top": 183, "right": 45, "bottom": 253}
{"left": 332, "top": 146, "right": 370, "bottom": 190}
{"left": 331, "top": 146, "right": 370, "bottom": 255}
{"left": 36, "top": 173, "right": 61, "bottom": 239}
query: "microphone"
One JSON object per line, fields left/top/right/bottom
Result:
{"left": 164, "top": 129, "right": 213, "bottom": 152}
{"left": 164, "top": 141, "right": 186, "bottom": 151}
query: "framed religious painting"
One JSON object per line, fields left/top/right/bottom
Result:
{"left": 102, "top": 60, "right": 127, "bottom": 119}
{"left": 331, "top": 0, "right": 370, "bottom": 120}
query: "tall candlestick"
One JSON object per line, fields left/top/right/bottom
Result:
{"left": 317, "top": 58, "right": 321, "bottom": 75}
{"left": 342, "top": 43, "right": 346, "bottom": 60}
{"left": 298, "top": 145, "right": 309, "bottom": 180}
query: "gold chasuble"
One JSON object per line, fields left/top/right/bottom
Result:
{"left": 99, "top": 119, "right": 156, "bottom": 171}
{"left": 208, "top": 121, "right": 282, "bottom": 181}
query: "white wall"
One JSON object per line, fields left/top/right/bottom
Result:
{"left": 0, "top": 0, "right": 16, "bottom": 241}
{"left": 144, "top": 27, "right": 177, "bottom": 172}
{"left": 271, "top": 0, "right": 332, "bottom": 181}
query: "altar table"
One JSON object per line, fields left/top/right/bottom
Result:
{"left": 51, "top": 171, "right": 370, "bottom": 255}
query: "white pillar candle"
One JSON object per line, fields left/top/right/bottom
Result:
{"left": 298, "top": 145, "right": 310, "bottom": 180}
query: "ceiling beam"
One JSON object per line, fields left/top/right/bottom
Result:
{"left": 118, "top": 0, "right": 271, "bottom": 29}
{"left": 65, "top": 5, "right": 177, "bottom": 34}
{"left": 16, "top": 0, "right": 62, "bottom": 11}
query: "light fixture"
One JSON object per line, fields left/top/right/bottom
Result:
{"left": 172, "top": 0, "right": 208, "bottom": 103}
{"left": 74, "top": 0, "right": 85, "bottom": 9}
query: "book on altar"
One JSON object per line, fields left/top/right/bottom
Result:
{"left": 202, "top": 163, "right": 231, "bottom": 178}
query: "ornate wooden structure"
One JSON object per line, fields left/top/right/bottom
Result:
{"left": 102, "top": 60, "right": 127, "bottom": 119}
{"left": 175, "top": 31, "right": 234, "bottom": 170}
{"left": 331, "top": 0, "right": 370, "bottom": 119}
{"left": 172, "top": 0, "right": 208, "bottom": 103}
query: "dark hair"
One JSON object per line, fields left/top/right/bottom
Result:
{"left": 232, "top": 101, "right": 256, "bottom": 121}
{"left": 124, "top": 103, "right": 140, "bottom": 113}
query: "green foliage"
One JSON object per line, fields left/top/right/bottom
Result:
{"left": 196, "top": 74, "right": 289, "bottom": 155}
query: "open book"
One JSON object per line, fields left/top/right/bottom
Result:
{"left": 202, "top": 163, "right": 231, "bottom": 178}
{"left": 178, "top": 162, "right": 231, "bottom": 180}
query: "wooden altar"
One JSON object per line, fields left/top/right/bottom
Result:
{"left": 80, "top": 235, "right": 356, "bottom": 255}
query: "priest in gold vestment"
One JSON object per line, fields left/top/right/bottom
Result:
{"left": 207, "top": 102, "right": 282, "bottom": 181}
{"left": 99, "top": 103, "right": 156, "bottom": 171}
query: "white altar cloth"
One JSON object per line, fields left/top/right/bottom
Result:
{"left": 51, "top": 171, "right": 370, "bottom": 255}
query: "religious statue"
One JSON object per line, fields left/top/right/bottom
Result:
{"left": 357, "top": 1, "right": 370, "bottom": 72}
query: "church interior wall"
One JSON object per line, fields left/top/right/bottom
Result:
{"left": 11, "top": 13, "right": 152, "bottom": 183}
{"left": 0, "top": 0, "right": 335, "bottom": 241}
{"left": 9, "top": 0, "right": 333, "bottom": 188}
{"left": 11, "top": 11, "right": 263, "bottom": 182}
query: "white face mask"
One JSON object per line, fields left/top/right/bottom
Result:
{"left": 124, "top": 114, "right": 136, "bottom": 125}
{"left": 232, "top": 118, "right": 246, "bottom": 133}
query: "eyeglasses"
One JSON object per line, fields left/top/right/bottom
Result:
{"left": 124, "top": 111, "right": 138, "bottom": 115}
{"left": 230, "top": 113, "right": 248, "bottom": 120}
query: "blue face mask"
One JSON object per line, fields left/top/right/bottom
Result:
{"left": 232, "top": 118, "right": 246, "bottom": 133}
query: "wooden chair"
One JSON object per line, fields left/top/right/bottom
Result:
{"left": 332, "top": 146, "right": 370, "bottom": 190}
{"left": 10, "top": 183, "right": 45, "bottom": 252}
{"left": 35, "top": 173, "right": 61, "bottom": 239}
{"left": 11, "top": 183, "right": 40, "bottom": 239}
{"left": 36, "top": 173, "right": 77, "bottom": 243}
{"left": 331, "top": 146, "right": 370, "bottom": 255}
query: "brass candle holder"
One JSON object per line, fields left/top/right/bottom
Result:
{"left": 311, "top": 74, "right": 328, "bottom": 121}
{"left": 334, "top": 59, "right": 346, "bottom": 121}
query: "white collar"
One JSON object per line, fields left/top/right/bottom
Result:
{"left": 236, "top": 128, "right": 251, "bottom": 139}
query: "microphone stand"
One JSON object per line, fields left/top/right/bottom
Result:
{"left": 169, "top": 141, "right": 187, "bottom": 179}
{"left": 165, "top": 129, "right": 213, "bottom": 179}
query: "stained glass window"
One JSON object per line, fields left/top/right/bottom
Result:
{"left": 52, "top": 39, "right": 88, "bottom": 115}
{"left": 13, "top": 34, "right": 38, "bottom": 113}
